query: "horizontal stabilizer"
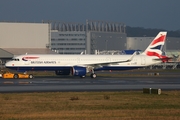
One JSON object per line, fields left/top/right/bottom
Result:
{"left": 153, "top": 56, "right": 172, "bottom": 63}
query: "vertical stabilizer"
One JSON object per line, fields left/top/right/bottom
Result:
{"left": 142, "top": 32, "right": 167, "bottom": 57}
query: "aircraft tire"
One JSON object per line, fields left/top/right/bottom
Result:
{"left": 29, "top": 74, "right": 34, "bottom": 79}
{"left": 14, "top": 74, "right": 19, "bottom": 79}
{"left": 91, "top": 73, "right": 97, "bottom": 78}
{"left": 80, "top": 75, "right": 86, "bottom": 78}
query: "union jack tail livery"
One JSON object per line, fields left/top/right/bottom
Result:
{"left": 142, "top": 32, "right": 170, "bottom": 62}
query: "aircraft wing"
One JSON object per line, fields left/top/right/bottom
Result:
{"left": 80, "top": 52, "right": 136, "bottom": 68}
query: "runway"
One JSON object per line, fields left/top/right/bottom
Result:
{"left": 0, "top": 71, "right": 180, "bottom": 93}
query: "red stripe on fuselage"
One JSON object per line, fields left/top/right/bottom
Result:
{"left": 23, "top": 57, "right": 39, "bottom": 59}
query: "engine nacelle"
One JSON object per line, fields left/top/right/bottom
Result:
{"left": 55, "top": 69, "right": 70, "bottom": 75}
{"left": 72, "top": 66, "right": 86, "bottom": 77}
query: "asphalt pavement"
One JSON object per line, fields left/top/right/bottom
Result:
{"left": 0, "top": 70, "right": 180, "bottom": 93}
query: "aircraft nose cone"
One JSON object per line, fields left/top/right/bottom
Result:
{"left": 5, "top": 62, "right": 12, "bottom": 67}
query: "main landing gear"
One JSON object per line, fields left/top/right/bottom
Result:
{"left": 90, "top": 73, "right": 97, "bottom": 78}
{"left": 90, "top": 69, "right": 97, "bottom": 78}
{"left": 80, "top": 67, "right": 96, "bottom": 78}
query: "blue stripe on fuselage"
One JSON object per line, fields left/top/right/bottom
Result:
{"left": 94, "top": 66, "right": 142, "bottom": 71}
{"left": 7, "top": 66, "right": 141, "bottom": 71}
{"left": 6, "top": 66, "right": 142, "bottom": 71}
{"left": 6, "top": 66, "right": 72, "bottom": 71}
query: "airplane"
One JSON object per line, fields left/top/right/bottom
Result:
{"left": 5, "top": 31, "right": 169, "bottom": 78}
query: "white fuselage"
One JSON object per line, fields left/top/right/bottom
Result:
{"left": 5, "top": 54, "right": 161, "bottom": 71}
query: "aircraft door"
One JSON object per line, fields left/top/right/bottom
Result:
{"left": 77, "top": 57, "right": 80, "bottom": 64}
{"left": 141, "top": 56, "right": 146, "bottom": 65}
{"left": 24, "top": 60, "right": 31, "bottom": 65}
{"left": 106, "top": 57, "right": 111, "bottom": 66}
{"left": 106, "top": 57, "right": 111, "bottom": 62}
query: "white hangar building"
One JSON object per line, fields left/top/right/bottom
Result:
{"left": 0, "top": 22, "right": 56, "bottom": 66}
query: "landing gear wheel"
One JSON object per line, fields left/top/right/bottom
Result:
{"left": 29, "top": 74, "right": 34, "bottom": 79}
{"left": 90, "top": 73, "right": 97, "bottom": 78}
{"left": 13, "top": 74, "right": 19, "bottom": 79}
{"left": 80, "top": 75, "right": 86, "bottom": 78}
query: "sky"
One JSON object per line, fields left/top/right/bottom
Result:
{"left": 0, "top": 0, "right": 180, "bottom": 31}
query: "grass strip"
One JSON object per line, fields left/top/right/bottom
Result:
{"left": 0, "top": 91, "right": 180, "bottom": 120}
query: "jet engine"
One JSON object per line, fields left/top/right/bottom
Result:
{"left": 71, "top": 66, "right": 86, "bottom": 77}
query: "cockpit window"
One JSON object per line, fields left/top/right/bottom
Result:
{"left": 12, "top": 58, "right": 20, "bottom": 61}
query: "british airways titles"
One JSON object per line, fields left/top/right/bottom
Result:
{"left": 31, "top": 61, "right": 56, "bottom": 64}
